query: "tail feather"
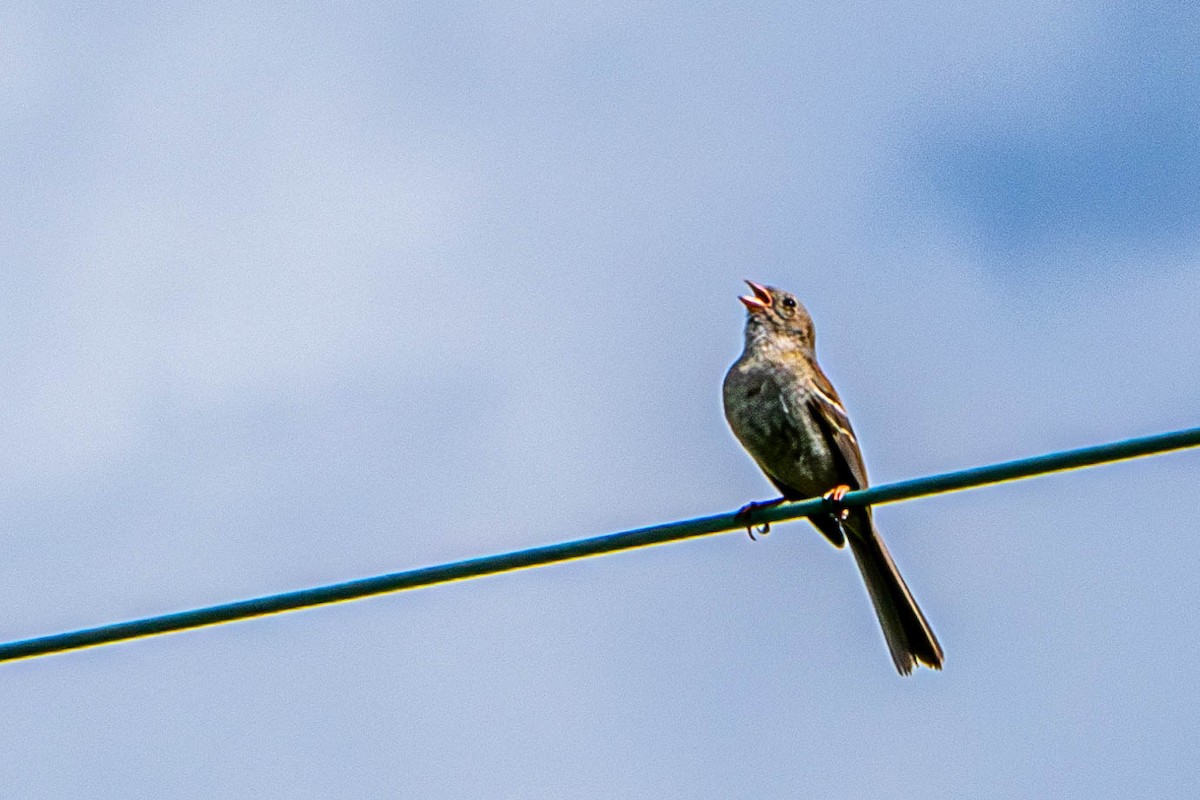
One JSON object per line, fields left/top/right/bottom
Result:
{"left": 844, "top": 514, "right": 943, "bottom": 675}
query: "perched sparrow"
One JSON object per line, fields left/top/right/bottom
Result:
{"left": 722, "top": 280, "right": 943, "bottom": 674}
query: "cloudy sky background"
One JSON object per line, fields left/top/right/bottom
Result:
{"left": 3, "top": 2, "right": 1199, "bottom": 797}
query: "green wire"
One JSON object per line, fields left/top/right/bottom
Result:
{"left": 2, "top": 426, "right": 1198, "bottom": 663}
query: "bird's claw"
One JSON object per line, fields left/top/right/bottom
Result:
{"left": 823, "top": 484, "right": 852, "bottom": 520}
{"left": 735, "top": 498, "right": 785, "bottom": 541}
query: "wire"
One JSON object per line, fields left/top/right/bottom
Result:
{"left": 2, "top": 426, "right": 1198, "bottom": 664}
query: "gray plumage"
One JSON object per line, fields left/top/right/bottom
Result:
{"left": 723, "top": 281, "right": 943, "bottom": 675}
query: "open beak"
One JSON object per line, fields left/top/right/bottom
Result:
{"left": 738, "top": 280, "right": 773, "bottom": 312}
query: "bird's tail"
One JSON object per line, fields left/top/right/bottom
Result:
{"left": 845, "top": 514, "right": 944, "bottom": 675}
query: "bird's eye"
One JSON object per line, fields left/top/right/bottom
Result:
{"left": 781, "top": 297, "right": 796, "bottom": 309}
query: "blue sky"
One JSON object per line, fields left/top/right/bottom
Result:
{"left": 3, "top": 2, "right": 1199, "bottom": 797}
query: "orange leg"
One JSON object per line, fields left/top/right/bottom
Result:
{"left": 823, "top": 484, "right": 852, "bottom": 520}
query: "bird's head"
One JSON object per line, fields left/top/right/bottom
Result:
{"left": 738, "top": 280, "right": 816, "bottom": 352}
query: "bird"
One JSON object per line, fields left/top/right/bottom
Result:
{"left": 722, "top": 280, "right": 944, "bottom": 675}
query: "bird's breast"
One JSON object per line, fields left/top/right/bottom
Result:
{"left": 722, "top": 358, "right": 838, "bottom": 497}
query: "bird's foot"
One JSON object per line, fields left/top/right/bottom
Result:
{"left": 735, "top": 497, "right": 786, "bottom": 540}
{"left": 823, "top": 485, "right": 852, "bottom": 520}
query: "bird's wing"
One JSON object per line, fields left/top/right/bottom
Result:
{"left": 804, "top": 364, "right": 869, "bottom": 490}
